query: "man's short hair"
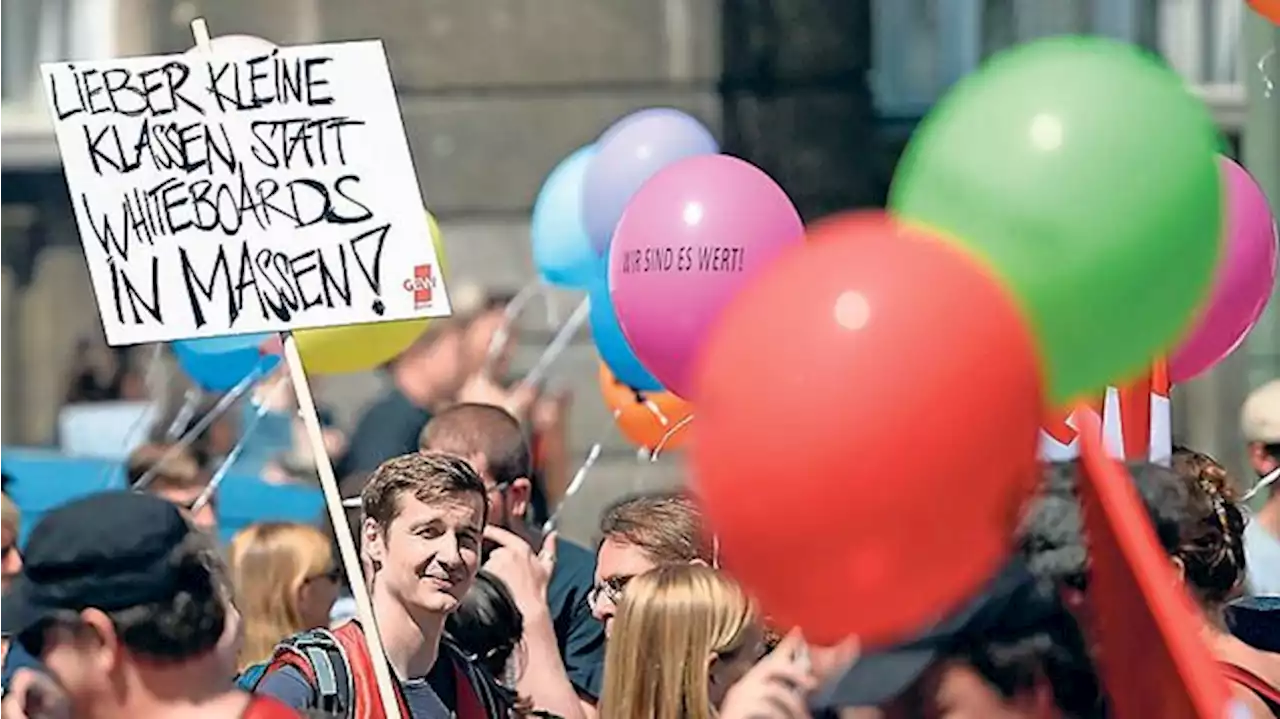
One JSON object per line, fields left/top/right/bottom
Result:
{"left": 598, "top": 492, "right": 712, "bottom": 564}
{"left": 419, "top": 403, "right": 531, "bottom": 487}
{"left": 126, "top": 443, "right": 204, "bottom": 492}
{"left": 361, "top": 452, "right": 488, "bottom": 530}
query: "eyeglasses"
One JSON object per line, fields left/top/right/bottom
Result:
{"left": 587, "top": 575, "right": 634, "bottom": 609}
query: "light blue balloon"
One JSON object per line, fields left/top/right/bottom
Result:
{"left": 587, "top": 277, "right": 662, "bottom": 391}
{"left": 172, "top": 334, "right": 278, "bottom": 392}
{"left": 532, "top": 146, "right": 602, "bottom": 288}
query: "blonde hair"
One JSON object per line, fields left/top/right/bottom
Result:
{"left": 600, "top": 565, "right": 757, "bottom": 719}
{"left": 227, "top": 522, "right": 334, "bottom": 669}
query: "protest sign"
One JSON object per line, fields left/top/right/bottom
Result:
{"left": 42, "top": 40, "right": 448, "bottom": 345}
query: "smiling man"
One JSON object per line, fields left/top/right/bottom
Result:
{"left": 250, "top": 452, "right": 509, "bottom": 718}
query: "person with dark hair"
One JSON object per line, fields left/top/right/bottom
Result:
{"left": 421, "top": 404, "right": 603, "bottom": 715}
{"left": 447, "top": 570, "right": 524, "bottom": 683}
{"left": 1132, "top": 456, "right": 1280, "bottom": 715}
{"left": 0, "top": 492, "right": 302, "bottom": 718}
{"left": 591, "top": 492, "right": 714, "bottom": 636}
{"left": 250, "top": 452, "right": 511, "bottom": 718}
{"left": 126, "top": 443, "right": 217, "bottom": 535}
{"left": 811, "top": 560, "right": 1105, "bottom": 719}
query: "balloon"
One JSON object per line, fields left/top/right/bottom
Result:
{"left": 583, "top": 108, "right": 719, "bottom": 255}
{"left": 1171, "top": 158, "right": 1278, "bottom": 382}
{"left": 588, "top": 276, "right": 662, "bottom": 392}
{"left": 609, "top": 155, "right": 803, "bottom": 398}
{"left": 1246, "top": 0, "right": 1280, "bottom": 25}
{"left": 692, "top": 213, "right": 1043, "bottom": 647}
{"left": 294, "top": 210, "right": 448, "bottom": 375}
{"left": 598, "top": 362, "right": 693, "bottom": 451}
{"left": 889, "top": 35, "right": 1223, "bottom": 406}
{"left": 531, "top": 146, "right": 603, "bottom": 288}
{"left": 173, "top": 334, "right": 278, "bottom": 391}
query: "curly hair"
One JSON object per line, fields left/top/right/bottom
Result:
{"left": 1163, "top": 448, "right": 1249, "bottom": 607}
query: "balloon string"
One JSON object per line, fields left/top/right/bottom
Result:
{"left": 164, "top": 388, "right": 204, "bottom": 441}
{"left": 485, "top": 281, "right": 545, "bottom": 374}
{"left": 519, "top": 298, "right": 589, "bottom": 391}
{"left": 542, "top": 408, "right": 622, "bottom": 532}
{"left": 190, "top": 375, "right": 292, "bottom": 513}
{"left": 100, "top": 344, "right": 165, "bottom": 486}
{"left": 132, "top": 360, "right": 266, "bottom": 491}
{"left": 543, "top": 279, "right": 561, "bottom": 326}
{"left": 1242, "top": 466, "right": 1280, "bottom": 502}
{"left": 642, "top": 398, "right": 670, "bottom": 427}
{"left": 649, "top": 413, "right": 694, "bottom": 463}
{"left": 117, "top": 344, "right": 166, "bottom": 445}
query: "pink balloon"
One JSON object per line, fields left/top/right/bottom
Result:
{"left": 608, "top": 155, "right": 804, "bottom": 398}
{"left": 1170, "top": 157, "right": 1277, "bottom": 383}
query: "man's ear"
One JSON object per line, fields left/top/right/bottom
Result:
{"left": 1171, "top": 555, "right": 1187, "bottom": 585}
{"left": 363, "top": 517, "right": 386, "bottom": 569}
{"left": 508, "top": 477, "right": 533, "bottom": 521}
{"left": 79, "top": 608, "right": 119, "bottom": 672}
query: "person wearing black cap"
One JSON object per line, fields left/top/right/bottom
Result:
{"left": 0, "top": 491, "right": 302, "bottom": 719}
{"left": 810, "top": 560, "right": 1104, "bottom": 719}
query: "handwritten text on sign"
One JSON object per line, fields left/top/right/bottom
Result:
{"left": 42, "top": 40, "right": 449, "bottom": 345}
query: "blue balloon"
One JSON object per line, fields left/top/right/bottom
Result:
{"left": 587, "top": 277, "right": 662, "bottom": 391}
{"left": 172, "top": 334, "right": 278, "bottom": 392}
{"left": 532, "top": 146, "right": 602, "bottom": 289}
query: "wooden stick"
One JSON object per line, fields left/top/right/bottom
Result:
{"left": 187, "top": 17, "right": 402, "bottom": 716}
{"left": 283, "top": 333, "right": 405, "bottom": 719}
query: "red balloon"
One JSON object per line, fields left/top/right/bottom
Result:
{"left": 690, "top": 212, "right": 1044, "bottom": 647}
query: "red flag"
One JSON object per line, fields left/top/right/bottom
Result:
{"left": 1076, "top": 409, "right": 1231, "bottom": 718}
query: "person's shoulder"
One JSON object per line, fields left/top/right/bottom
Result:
{"left": 551, "top": 536, "right": 596, "bottom": 583}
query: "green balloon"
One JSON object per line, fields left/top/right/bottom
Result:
{"left": 890, "top": 36, "right": 1222, "bottom": 406}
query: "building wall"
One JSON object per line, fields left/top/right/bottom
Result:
{"left": 0, "top": 0, "right": 877, "bottom": 544}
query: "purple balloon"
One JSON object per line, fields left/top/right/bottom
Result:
{"left": 583, "top": 109, "right": 719, "bottom": 255}
{"left": 1170, "top": 157, "right": 1277, "bottom": 382}
{"left": 608, "top": 155, "right": 804, "bottom": 399}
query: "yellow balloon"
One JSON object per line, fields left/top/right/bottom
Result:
{"left": 294, "top": 211, "right": 448, "bottom": 375}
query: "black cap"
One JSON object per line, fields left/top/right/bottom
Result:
{"left": 5, "top": 491, "right": 192, "bottom": 646}
{"left": 810, "top": 559, "right": 1063, "bottom": 710}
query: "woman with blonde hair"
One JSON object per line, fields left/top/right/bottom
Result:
{"left": 227, "top": 521, "right": 342, "bottom": 670}
{"left": 599, "top": 564, "right": 769, "bottom": 719}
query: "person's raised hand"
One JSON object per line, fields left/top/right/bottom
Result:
{"left": 718, "top": 631, "right": 823, "bottom": 719}
{"left": 1, "top": 668, "right": 72, "bottom": 719}
{"left": 457, "top": 372, "right": 537, "bottom": 420}
{"left": 482, "top": 525, "right": 556, "bottom": 616}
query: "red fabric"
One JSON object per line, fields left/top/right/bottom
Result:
{"left": 1219, "top": 662, "right": 1280, "bottom": 708}
{"left": 242, "top": 695, "right": 307, "bottom": 718}
{"left": 1076, "top": 409, "right": 1232, "bottom": 718}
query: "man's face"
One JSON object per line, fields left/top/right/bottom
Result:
{"left": 366, "top": 491, "right": 484, "bottom": 615}
{"left": 591, "top": 538, "right": 659, "bottom": 636}
{"left": 883, "top": 660, "right": 1055, "bottom": 719}
{"left": 1, "top": 524, "right": 22, "bottom": 590}
{"left": 150, "top": 484, "right": 218, "bottom": 535}
{"left": 466, "top": 453, "right": 530, "bottom": 529}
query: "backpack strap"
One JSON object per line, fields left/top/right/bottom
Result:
{"left": 441, "top": 634, "right": 511, "bottom": 718}
{"left": 1219, "top": 661, "right": 1280, "bottom": 713}
{"left": 260, "top": 627, "right": 355, "bottom": 717}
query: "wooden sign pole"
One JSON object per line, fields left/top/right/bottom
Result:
{"left": 188, "top": 19, "right": 404, "bottom": 718}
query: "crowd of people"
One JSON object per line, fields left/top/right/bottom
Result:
{"left": 1, "top": 289, "right": 1279, "bottom": 718}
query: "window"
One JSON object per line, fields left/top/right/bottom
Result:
{"left": 870, "top": 0, "right": 1241, "bottom": 115}
{"left": 1, "top": 0, "right": 118, "bottom": 111}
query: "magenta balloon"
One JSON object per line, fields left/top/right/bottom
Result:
{"left": 608, "top": 155, "right": 804, "bottom": 398}
{"left": 1170, "top": 157, "right": 1278, "bottom": 383}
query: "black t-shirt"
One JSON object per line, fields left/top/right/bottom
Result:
{"left": 546, "top": 537, "right": 606, "bottom": 700}
{"left": 338, "top": 386, "right": 431, "bottom": 476}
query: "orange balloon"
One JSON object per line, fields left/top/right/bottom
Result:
{"left": 598, "top": 363, "right": 693, "bottom": 452}
{"left": 1247, "top": 0, "right": 1279, "bottom": 25}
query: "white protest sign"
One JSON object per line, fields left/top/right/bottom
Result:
{"left": 42, "top": 40, "right": 449, "bottom": 346}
